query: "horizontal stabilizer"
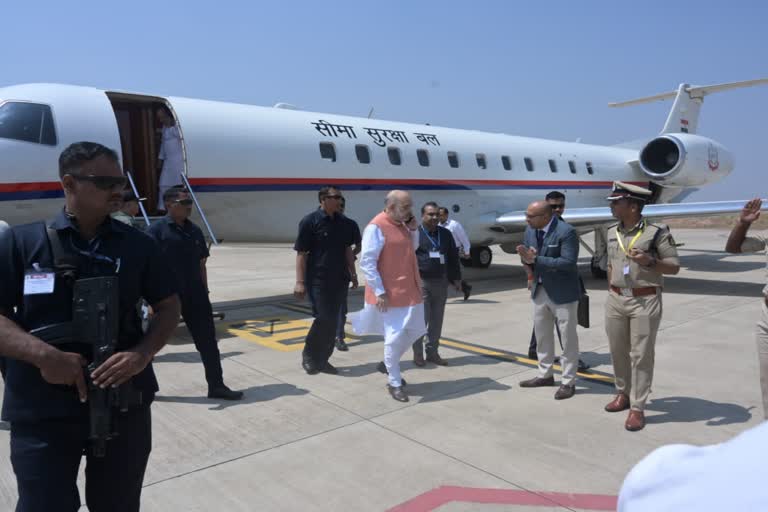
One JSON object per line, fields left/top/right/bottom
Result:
{"left": 493, "top": 199, "right": 768, "bottom": 231}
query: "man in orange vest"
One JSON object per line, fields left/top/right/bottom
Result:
{"left": 352, "top": 190, "right": 426, "bottom": 402}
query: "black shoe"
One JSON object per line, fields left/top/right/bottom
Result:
{"left": 208, "top": 385, "right": 244, "bottom": 401}
{"left": 387, "top": 385, "right": 409, "bottom": 402}
{"left": 319, "top": 362, "right": 338, "bottom": 375}
{"left": 377, "top": 361, "right": 406, "bottom": 385}
{"left": 425, "top": 352, "right": 448, "bottom": 366}
{"left": 462, "top": 282, "right": 473, "bottom": 301}
{"left": 554, "top": 384, "right": 576, "bottom": 400}
{"left": 577, "top": 359, "right": 590, "bottom": 371}
{"left": 335, "top": 338, "right": 349, "bottom": 351}
{"left": 302, "top": 360, "right": 319, "bottom": 375}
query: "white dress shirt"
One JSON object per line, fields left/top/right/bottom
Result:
{"left": 440, "top": 219, "right": 470, "bottom": 254}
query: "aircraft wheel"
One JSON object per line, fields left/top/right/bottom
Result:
{"left": 590, "top": 258, "right": 607, "bottom": 279}
{"left": 471, "top": 246, "right": 493, "bottom": 268}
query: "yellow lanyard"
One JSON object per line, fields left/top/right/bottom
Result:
{"left": 616, "top": 220, "right": 645, "bottom": 256}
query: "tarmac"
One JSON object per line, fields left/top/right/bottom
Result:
{"left": 0, "top": 228, "right": 765, "bottom": 511}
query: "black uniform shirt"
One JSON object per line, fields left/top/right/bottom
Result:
{"left": 0, "top": 210, "right": 176, "bottom": 422}
{"left": 147, "top": 216, "right": 209, "bottom": 296}
{"left": 294, "top": 208, "right": 353, "bottom": 286}
{"left": 416, "top": 225, "right": 461, "bottom": 282}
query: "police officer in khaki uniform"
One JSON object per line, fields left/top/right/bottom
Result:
{"left": 603, "top": 182, "right": 680, "bottom": 431}
{"left": 725, "top": 198, "right": 768, "bottom": 418}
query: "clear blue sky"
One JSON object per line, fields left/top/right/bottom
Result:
{"left": 1, "top": 1, "right": 766, "bottom": 201}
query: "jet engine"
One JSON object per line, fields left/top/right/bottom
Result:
{"left": 638, "top": 133, "right": 733, "bottom": 187}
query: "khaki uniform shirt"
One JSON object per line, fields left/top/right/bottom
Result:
{"left": 739, "top": 233, "right": 768, "bottom": 297}
{"left": 607, "top": 218, "right": 679, "bottom": 288}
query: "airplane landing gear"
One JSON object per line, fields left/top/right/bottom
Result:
{"left": 469, "top": 246, "right": 492, "bottom": 268}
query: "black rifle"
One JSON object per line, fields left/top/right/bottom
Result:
{"left": 30, "top": 276, "right": 142, "bottom": 457}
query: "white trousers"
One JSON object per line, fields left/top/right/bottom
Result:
{"left": 533, "top": 287, "right": 580, "bottom": 385}
{"left": 384, "top": 327, "right": 424, "bottom": 387}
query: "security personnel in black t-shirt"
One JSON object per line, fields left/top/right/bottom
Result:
{"left": 294, "top": 186, "right": 357, "bottom": 375}
{"left": 412, "top": 201, "right": 462, "bottom": 366}
{"left": 0, "top": 142, "right": 181, "bottom": 512}
{"left": 147, "top": 186, "right": 243, "bottom": 401}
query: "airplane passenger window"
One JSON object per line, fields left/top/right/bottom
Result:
{"left": 0, "top": 102, "right": 57, "bottom": 146}
{"left": 501, "top": 155, "right": 512, "bottom": 171}
{"left": 524, "top": 157, "right": 534, "bottom": 172}
{"left": 388, "top": 147, "right": 402, "bottom": 165}
{"left": 548, "top": 159, "right": 558, "bottom": 173}
{"left": 476, "top": 153, "right": 487, "bottom": 169}
{"left": 447, "top": 151, "right": 459, "bottom": 168}
{"left": 417, "top": 149, "right": 430, "bottom": 167}
{"left": 568, "top": 160, "right": 577, "bottom": 174}
{"left": 355, "top": 144, "right": 371, "bottom": 164}
{"left": 319, "top": 142, "right": 336, "bottom": 162}
{"left": 586, "top": 161, "right": 594, "bottom": 175}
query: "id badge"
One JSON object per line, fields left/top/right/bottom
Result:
{"left": 439, "top": 254, "right": 445, "bottom": 264}
{"left": 24, "top": 272, "right": 55, "bottom": 295}
{"left": 623, "top": 264, "right": 631, "bottom": 276}
{"left": 429, "top": 251, "right": 441, "bottom": 259}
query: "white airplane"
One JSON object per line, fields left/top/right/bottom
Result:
{"left": 1, "top": 79, "right": 766, "bottom": 272}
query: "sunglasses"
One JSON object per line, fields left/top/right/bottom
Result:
{"left": 67, "top": 174, "right": 128, "bottom": 191}
{"left": 550, "top": 203, "right": 565, "bottom": 209}
{"left": 172, "top": 198, "right": 194, "bottom": 206}
{"left": 324, "top": 194, "right": 343, "bottom": 200}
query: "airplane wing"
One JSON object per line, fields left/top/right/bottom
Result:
{"left": 491, "top": 199, "right": 768, "bottom": 232}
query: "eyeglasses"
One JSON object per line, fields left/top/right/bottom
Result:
{"left": 66, "top": 174, "right": 128, "bottom": 191}
{"left": 525, "top": 213, "right": 546, "bottom": 219}
{"left": 324, "top": 194, "right": 343, "bottom": 200}
{"left": 172, "top": 198, "right": 194, "bottom": 206}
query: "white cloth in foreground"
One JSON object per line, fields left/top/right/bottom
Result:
{"left": 349, "top": 224, "right": 426, "bottom": 387}
{"left": 618, "top": 420, "right": 768, "bottom": 511}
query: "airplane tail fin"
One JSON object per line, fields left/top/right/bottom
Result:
{"left": 608, "top": 78, "right": 768, "bottom": 135}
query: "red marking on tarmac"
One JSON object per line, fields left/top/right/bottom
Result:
{"left": 388, "top": 486, "right": 617, "bottom": 511}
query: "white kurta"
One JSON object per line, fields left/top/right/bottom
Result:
{"left": 440, "top": 219, "right": 470, "bottom": 254}
{"left": 349, "top": 224, "right": 425, "bottom": 337}
{"left": 349, "top": 222, "right": 426, "bottom": 388}
{"left": 157, "top": 125, "right": 185, "bottom": 209}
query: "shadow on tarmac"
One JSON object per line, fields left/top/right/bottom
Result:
{"left": 645, "top": 396, "right": 755, "bottom": 426}
{"left": 153, "top": 383, "right": 309, "bottom": 411}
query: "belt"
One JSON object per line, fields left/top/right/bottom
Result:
{"left": 610, "top": 285, "right": 659, "bottom": 297}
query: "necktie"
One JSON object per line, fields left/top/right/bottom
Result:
{"left": 536, "top": 229, "right": 544, "bottom": 250}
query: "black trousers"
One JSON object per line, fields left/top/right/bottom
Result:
{"left": 10, "top": 406, "right": 152, "bottom": 512}
{"left": 180, "top": 291, "right": 224, "bottom": 387}
{"left": 305, "top": 282, "right": 347, "bottom": 365}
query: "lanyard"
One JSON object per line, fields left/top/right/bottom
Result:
{"left": 420, "top": 225, "right": 440, "bottom": 249}
{"left": 616, "top": 219, "right": 645, "bottom": 256}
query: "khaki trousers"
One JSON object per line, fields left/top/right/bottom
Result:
{"left": 605, "top": 290, "right": 662, "bottom": 411}
{"left": 757, "top": 299, "right": 768, "bottom": 419}
{"left": 533, "top": 287, "right": 580, "bottom": 385}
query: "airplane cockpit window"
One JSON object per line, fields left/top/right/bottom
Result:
{"left": 388, "top": 147, "right": 402, "bottom": 165}
{"left": 586, "top": 162, "right": 594, "bottom": 175}
{"left": 417, "top": 149, "right": 430, "bottom": 167}
{"left": 0, "top": 102, "right": 57, "bottom": 146}
{"left": 524, "top": 157, "right": 534, "bottom": 172}
{"left": 447, "top": 151, "right": 459, "bottom": 168}
{"left": 548, "top": 159, "right": 558, "bottom": 173}
{"left": 319, "top": 142, "right": 336, "bottom": 162}
{"left": 501, "top": 155, "right": 512, "bottom": 171}
{"left": 355, "top": 144, "right": 371, "bottom": 164}
{"left": 568, "top": 160, "right": 577, "bottom": 174}
{"left": 476, "top": 153, "right": 487, "bottom": 169}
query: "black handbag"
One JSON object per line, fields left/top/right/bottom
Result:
{"left": 577, "top": 277, "right": 590, "bottom": 328}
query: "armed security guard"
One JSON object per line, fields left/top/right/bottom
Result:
{"left": 0, "top": 142, "right": 181, "bottom": 512}
{"left": 603, "top": 181, "right": 680, "bottom": 432}
{"left": 412, "top": 201, "right": 461, "bottom": 366}
{"left": 148, "top": 186, "right": 243, "bottom": 400}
